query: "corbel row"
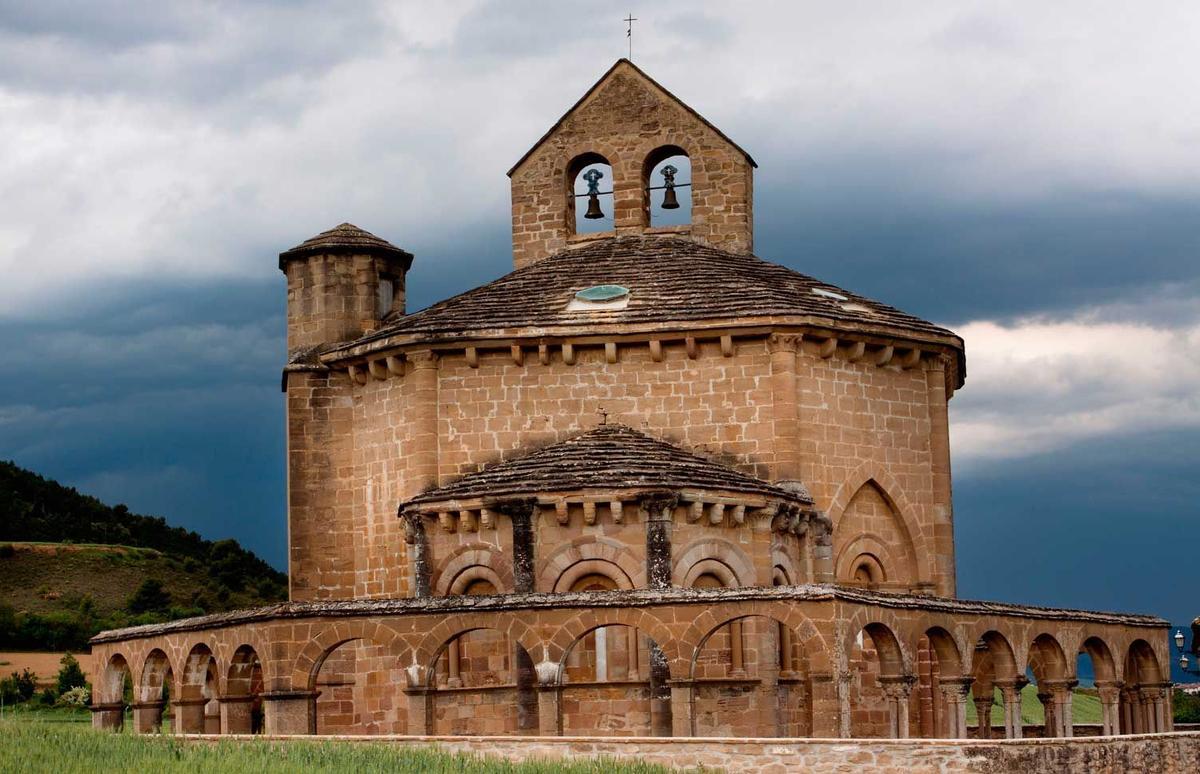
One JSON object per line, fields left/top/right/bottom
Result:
{"left": 341, "top": 331, "right": 950, "bottom": 387}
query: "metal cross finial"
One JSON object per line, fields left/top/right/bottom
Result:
{"left": 625, "top": 13, "right": 638, "bottom": 60}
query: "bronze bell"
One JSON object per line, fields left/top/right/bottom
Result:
{"left": 582, "top": 168, "right": 606, "bottom": 219}
{"left": 660, "top": 164, "right": 680, "bottom": 209}
{"left": 584, "top": 191, "right": 605, "bottom": 219}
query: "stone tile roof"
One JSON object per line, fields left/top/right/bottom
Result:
{"left": 403, "top": 423, "right": 811, "bottom": 508}
{"left": 361, "top": 236, "right": 957, "bottom": 344}
{"left": 278, "top": 222, "right": 413, "bottom": 269}
{"left": 89, "top": 585, "right": 1168, "bottom": 645}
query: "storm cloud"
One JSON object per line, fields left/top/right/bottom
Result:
{"left": 2, "top": 2, "right": 1198, "bottom": 642}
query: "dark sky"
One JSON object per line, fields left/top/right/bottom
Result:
{"left": 1, "top": 4, "right": 1197, "bottom": 665}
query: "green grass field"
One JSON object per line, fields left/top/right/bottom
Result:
{"left": 0, "top": 719, "right": 679, "bottom": 774}
{"left": 965, "top": 685, "right": 1102, "bottom": 726}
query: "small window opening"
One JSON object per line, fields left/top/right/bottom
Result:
{"left": 645, "top": 146, "right": 691, "bottom": 227}
{"left": 569, "top": 153, "right": 613, "bottom": 235}
{"left": 377, "top": 274, "right": 396, "bottom": 317}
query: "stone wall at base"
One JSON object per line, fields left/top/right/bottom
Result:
{"left": 187, "top": 732, "right": 1200, "bottom": 774}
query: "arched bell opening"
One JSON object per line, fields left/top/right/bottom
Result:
{"left": 568, "top": 152, "right": 613, "bottom": 235}
{"left": 690, "top": 613, "right": 813, "bottom": 738}
{"left": 428, "top": 627, "right": 537, "bottom": 736}
{"left": 558, "top": 624, "right": 671, "bottom": 737}
{"left": 225, "top": 645, "right": 265, "bottom": 735}
{"left": 848, "top": 623, "right": 909, "bottom": 738}
{"left": 643, "top": 145, "right": 691, "bottom": 227}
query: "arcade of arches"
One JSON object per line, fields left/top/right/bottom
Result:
{"left": 91, "top": 587, "right": 1170, "bottom": 739}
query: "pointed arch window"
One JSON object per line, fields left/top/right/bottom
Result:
{"left": 568, "top": 152, "right": 613, "bottom": 235}
{"left": 644, "top": 145, "right": 691, "bottom": 227}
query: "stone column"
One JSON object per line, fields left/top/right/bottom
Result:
{"left": 810, "top": 514, "right": 835, "bottom": 584}
{"left": 667, "top": 680, "right": 694, "bottom": 737}
{"left": 262, "top": 690, "right": 318, "bottom": 735}
{"left": 973, "top": 694, "right": 995, "bottom": 739}
{"left": 402, "top": 663, "right": 432, "bottom": 735}
{"left": 767, "top": 333, "right": 803, "bottom": 481}
{"left": 643, "top": 493, "right": 677, "bottom": 590}
{"left": 924, "top": 355, "right": 956, "bottom": 597}
{"left": 499, "top": 498, "right": 537, "bottom": 593}
{"left": 1095, "top": 680, "right": 1123, "bottom": 736}
{"left": 808, "top": 671, "right": 841, "bottom": 738}
{"left": 1043, "top": 679, "right": 1076, "bottom": 737}
{"left": 401, "top": 510, "right": 430, "bottom": 598}
{"left": 406, "top": 350, "right": 440, "bottom": 494}
{"left": 89, "top": 702, "right": 125, "bottom": 732}
{"left": 131, "top": 701, "right": 165, "bottom": 734}
{"left": 1140, "top": 685, "right": 1168, "bottom": 733}
{"left": 173, "top": 697, "right": 209, "bottom": 734}
{"left": 938, "top": 677, "right": 973, "bottom": 738}
{"left": 995, "top": 679, "right": 1026, "bottom": 739}
{"left": 220, "top": 695, "right": 255, "bottom": 735}
{"left": 879, "top": 676, "right": 916, "bottom": 739}
{"left": 533, "top": 656, "right": 561, "bottom": 736}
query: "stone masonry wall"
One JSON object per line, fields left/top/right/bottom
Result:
{"left": 186, "top": 732, "right": 1200, "bottom": 774}
{"left": 342, "top": 335, "right": 949, "bottom": 600}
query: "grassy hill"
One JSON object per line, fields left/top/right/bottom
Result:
{"left": 0, "top": 460, "right": 286, "bottom": 650}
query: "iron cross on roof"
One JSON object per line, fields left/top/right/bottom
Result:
{"left": 625, "top": 13, "right": 638, "bottom": 60}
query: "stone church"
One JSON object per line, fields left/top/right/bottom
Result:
{"left": 91, "top": 60, "right": 1171, "bottom": 743}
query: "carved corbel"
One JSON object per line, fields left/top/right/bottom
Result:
{"left": 874, "top": 345, "right": 894, "bottom": 367}
{"left": 898, "top": 348, "right": 921, "bottom": 369}
{"left": 649, "top": 340, "right": 663, "bottom": 362}
{"left": 386, "top": 355, "right": 405, "bottom": 377}
{"left": 347, "top": 364, "right": 368, "bottom": 385}
{"left": 609, "top": 500, "right": 624, "bottom": 523}
{"left": 688, "top": 500, "right": 704, "bottom": 523}
{"left": 720, "top": 335, "right": 734, "bottom": 357}
{"left": 538, "top": 343, "right": 550, "bottom": 366}
{"left": 766, "top": 332, "right": 802, "bottom": 354}
{"left": 438, "top": 511, "right": 455, "bottom": 533}
{"left": 605, "top": 342, "right": 618, "bottom": 364}
{"left": 845, "top": 341, "right": 866, "bottom": 362}
{"left": 465, "top": 347, "right": 479, "bottom": 369}
{"left": 818, "top": 337, "right": 838, "bottom": 359}
{"left": 583, "top": 501, "right": 597, "bottom": 525}
{"left": 368, "top": 359, "right": 389, "bottom": 380}
{"left": 562, "top": 343, "right": 575, "bottom": 366}
{"left": 510, "top": 345, "right": 524, "bottom": 366}
{"left": 685, "top": 336, "right": 698, "bottom": 359}
{"left": 731, "top": 504, "right": 746, "bottom": 525}
{"left": 479, "top": 508, "right": 495, "bottom": 530}
{"left": 708, "top": 502, "right": 725, "bottom": 526}
{"left": 554, "top": 501, "right": 569, "bottom": 526}
{"left": 458, "top": 510, "right": 477, "bottom": 533}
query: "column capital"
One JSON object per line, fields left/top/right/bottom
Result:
{"left": 766, "top": 332, "right": 803, "bottom": 354}
{"left": 492, "top": 497, "right": 537, "bottom": 518}
{"left": 640, "top": 491, "right": 679, "bottom": 520}
{"left": 218, "top": 694, "right": 257, "bottom": 705}
{"left": 938, "top": 676, "right": 975, "bottom": 699}
{"left": 878, "top": 675, "right": 917, "bottom": 699}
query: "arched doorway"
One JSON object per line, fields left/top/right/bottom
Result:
{"left": 225, "top": 645, "right": 265, "bottom": 734}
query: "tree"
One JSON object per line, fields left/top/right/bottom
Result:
{"left": 56, "top": 653, "right": 87, "bottom": 695}
{"left": 127, "top": 578, "right": 171, "bottom": 615}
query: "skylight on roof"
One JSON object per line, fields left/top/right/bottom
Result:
{"left": 811, "top": 288, "right": 848, "bottom": 301}
{"left": 566, "top": 284, "right": 631, "bottom": 312}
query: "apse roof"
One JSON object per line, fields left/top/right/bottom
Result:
{"left": 401, "top": 423, "right": 812, "bottom": 509}
{"left": 352, "top": 236, "right": 957, "bottom": 345}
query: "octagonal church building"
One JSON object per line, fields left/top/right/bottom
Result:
{"left": 91, "top": 60, "right": 1172, "bottom": 743}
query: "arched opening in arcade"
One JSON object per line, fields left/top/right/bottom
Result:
{"left": 967, "top": 630, "right": 1020, "bottom": 739}
{"left": 135, "top": 649, "right": 174, "bottom": 734}
{"left": 559, "top": 622, "right": 671, "bottom": 736}
{"left": 1073, "top": 636, "right": 1119, "bottom": 736}
{"left": 847, "top": 623, "right": 909, "bottom": 738}
{"left": 310, "top": 637, "right": 407, "bottom": 735}
{"left": 1122, "top": 639, "right": 1168, "bottom": 734}
{"left": 93, "top": 654, "right": 134, "bottom": 732}
{"left": 178, "top": 643, "right": 221, "bottom": 734}
{"left": 690, "top": 613, "right": 813, "bottom": 738}
{"left": 225, "top": 644, "right": 265, "bottom": 734}
{"left": 913, "top": 626, "right": 970, "bottom": 738}
{"left": 427, "top": 626, "right": 537, "bottom": 736}
{"left": 1025, "top": 633, "right": 1071, "bottom": 738}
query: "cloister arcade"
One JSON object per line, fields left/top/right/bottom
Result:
{"left": 91, "top": 586, "right": 1170, "bottom": 740}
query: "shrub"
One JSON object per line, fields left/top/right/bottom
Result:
{"left": 38, "top": 688, "right": 56, "bottom": 706}
{"left": 1175, "top": 689, "right": 1200, "bottom": 723}
{"left": 0, "top": 544, "right": 14, "bottom": 558}
{"left": 0, "top": 668, "right": 38, "bottom": 703}
{"left": 57, "top": 685, "right": 90, "bottom": 708}
{"left": 56, "top": 653, "right": 87, "bottom": 695}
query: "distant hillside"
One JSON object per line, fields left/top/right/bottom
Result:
{"left": 0, "top": 460, "right": 287, "bottom": 650}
